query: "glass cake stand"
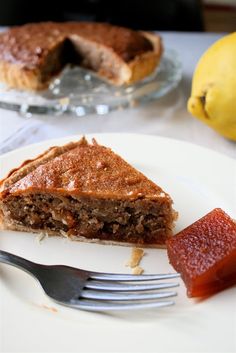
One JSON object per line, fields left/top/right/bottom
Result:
{"left": 0, "top": 49, "right": 182, "bottom": 117}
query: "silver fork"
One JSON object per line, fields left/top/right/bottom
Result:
{"left": 0, "top": 250, "right": 180, "bottom": 311}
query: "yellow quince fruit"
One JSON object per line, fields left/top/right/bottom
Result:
{"left": 187, "top": 32, "right": 236, "bottom": 141}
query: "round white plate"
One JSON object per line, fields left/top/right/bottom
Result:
{"left": 0, "top": 133, "right": 235, "bottom": 353}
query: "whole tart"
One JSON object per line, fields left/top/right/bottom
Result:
{"left": 0, "top": 22, "right": 162, "bottom": 90}
{"left": 0, "top": 138, "right": 176, "bottom": 247}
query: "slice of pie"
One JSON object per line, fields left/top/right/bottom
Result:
{"left": 0, "top": 138, "right": 176, "bottom": 247}
{"left": 0, "top": 22, "right": 162, "bottom": 91}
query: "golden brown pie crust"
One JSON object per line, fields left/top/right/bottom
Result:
{"left": 0, "top": 22, "right": 162, "bottom": 90}
{"left": 0, "top": 138, "right": 176, "bottom": 247}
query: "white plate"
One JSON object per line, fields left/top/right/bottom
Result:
{"left": 0, "top": 133, "right": 235, "bottom": 353}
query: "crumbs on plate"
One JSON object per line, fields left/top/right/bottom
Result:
{"left": 125, "top": 248, "right": 145, "bottom": 274}
{"left": 131, "top": 266, "right": 144, "bottom": 275}
{"left": 41, "top": 304, "right": 58, "bottom": 313}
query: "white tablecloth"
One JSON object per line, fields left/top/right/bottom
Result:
{"left": 0, "top": 32, "right": 235, "bottom": 159}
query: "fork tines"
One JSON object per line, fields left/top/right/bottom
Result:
{"left": 72, "top": 272, "right": 180, "bottom": 311}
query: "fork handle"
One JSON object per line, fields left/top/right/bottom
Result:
{"left": 0, "top": 250, "right": 38, "bottom": 276}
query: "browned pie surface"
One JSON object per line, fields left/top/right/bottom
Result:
{"left": 0, "top": 138, "right": 176, "bottom": 247}
{"left": 0, "top": 22, "right": 153, "bottom": 69}
{"left": 4, "top": 138, "right": 169, "bottom": 201}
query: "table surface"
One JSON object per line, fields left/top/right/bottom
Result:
{"left": 0, "top": 31, "right": 235, "bottom": 159}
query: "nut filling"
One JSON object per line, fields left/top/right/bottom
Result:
{"left": 2, "top": 193, "right": 174, "bottom": 245}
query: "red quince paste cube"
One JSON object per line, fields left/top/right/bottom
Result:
{"left": 166, "top": 208, "right": 236, "bottom": 297}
